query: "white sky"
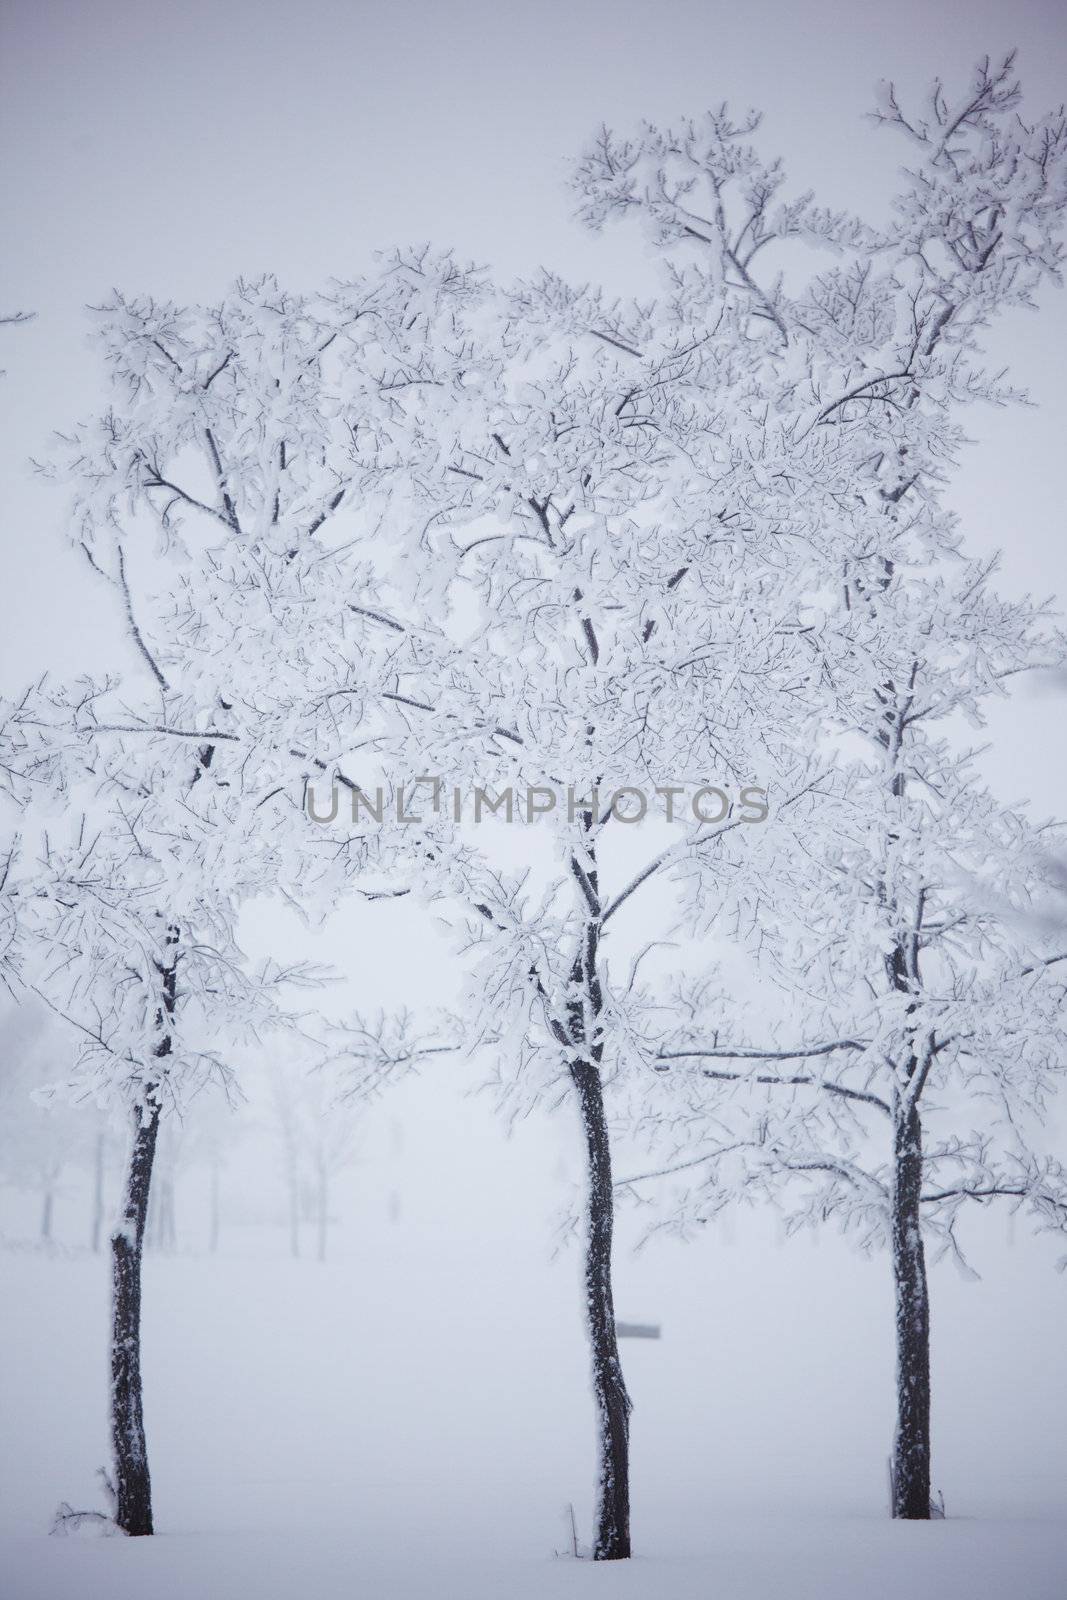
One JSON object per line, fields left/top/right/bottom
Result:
{"left": 2, "top": 0, "right": 1065, "bottom": 803}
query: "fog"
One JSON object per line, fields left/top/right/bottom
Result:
{"left": 1, "top": 3, "right": 1066, "bottom": 1597}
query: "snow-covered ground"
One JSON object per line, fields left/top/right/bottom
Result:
{"left": 2, "top": 1075, "right": 1064, "bottom": 1599}
{"left": 5, "top": 1498, "right": 1066, "bottom": 1600}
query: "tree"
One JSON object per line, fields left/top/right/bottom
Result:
{"left": 88, "top": 1112, "right": 121, "bottom": 1255}
{"left": 268, "top": 1050, "right": 361, "bottom": 1263}
{"left": 18, "top": 54, "right": 1066, "bottom": 1553}
{"left": 1, "top": 677, "right": 319, "bottom": 1535}
{"left": 586, "top": 54, "right": 1067, "bottom": 1519}
{"left": 268, "top": 1014, "right": 436, "bottom": 1262}
{"left": 28, "top": 253, "right": 808, "bottom": 1560}
{"left": 6, "top": 255, "right": 486, "bottom": 1530}
{"left": 625, "top": 554, "right": 1067, "bottom": 1518}
{"left": 342, "top": 269, "right": 838, "bottom": 1559}
{"left": 0, "top": 1001, "right": 95, "bottom": 1244}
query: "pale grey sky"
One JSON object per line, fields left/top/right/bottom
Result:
{"left": 2, "top": 0, "right": 1065, "bottom": 803}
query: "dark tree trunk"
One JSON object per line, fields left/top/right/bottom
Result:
{"left": 562, "top": 835, "right": 630, "bottom": 1561}
{"left": 109, "top": 919, "right": 177, "bottom": 1537}
{"left": 890, "top": 1098, "right": 931, "bottom": 1519}
{"left": 570, "top": 1057, "right": 631, "bottom": 1560}
{"left": 40, "top": 1185, "right": 54, "bottom": 1242}
{"left": 110, "top": 1101, "right": 161, "bottom": 1536}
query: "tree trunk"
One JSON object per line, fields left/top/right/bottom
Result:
{"left": 209, "top": 1159, "right": 220, "bottom": 1254}
{"left": 92, "top": 1130, "right": 106, "bottom": 1253}
{"left": 110, "top": 1101, "right": 161, "bottom": 1536}
{"left": 316, "top": 1162, "right": 328, "bottom": 1263}
{"left": 110, "top": 917, "right": 177, "bottom": 1537}
{"left": 159, "top": 1176, "right": 176, "bottom": 1251}
{"left": 144, "top": 1175, "right": 160, "bottom": 1252}
{"left": 560, "top": 825, "right": 631, "bottom": 1560}
{"left": 570, "top": 1058, "right": 631, "bottom": 1560}
{"left": 890, "top": 1098, "right": 931, "bottom": 1519}
{"left": 287, "top": 1169, "right": 301, "bottom": 1259}
{"left": 40, "top": 1185, "right": 54, "bottom": 1242}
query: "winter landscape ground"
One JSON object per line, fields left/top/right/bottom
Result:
{"left": 2, "top": 1069, "right": 1065, "bottom": 1600}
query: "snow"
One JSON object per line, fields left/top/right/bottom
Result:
{"left": 7, "top": 1513, "right": 1066, "bottom": 1600}
{"left": 2, "top": 1086, "right": 1064, "bottom": 1600}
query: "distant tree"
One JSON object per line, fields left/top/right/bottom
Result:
{"left": 87, "top": 1113, "right": 121, "bottom": 1254}
{"left": 269, "top": 1015, "right": 441, "bottom": 1262}
{"left": 0, "top": 1002, "right": 92, "bottom": 1244}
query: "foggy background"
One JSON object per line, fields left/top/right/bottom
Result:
{"left": 1, "top": 2, "right": 1065, "bottom": 1596}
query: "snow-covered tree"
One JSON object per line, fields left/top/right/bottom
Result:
{"left": 0, "top": 261, "right": 482, "bottom": 1530}
{"left": 335, "top": 266, "right": 848, "bottom": 1560}
{"left": 626, "top": 556, "right": 1067, "bottom": 1518}
{"left": 23, "top": 253, "right": 798, "bottom": 1560}
{"left": 0, "top": 699, "right": 318, "bottom": 1534}
{"left": 14, "top": 52, "right": 1065, "bottom": 1555}
{"left": 588, "top": 54, "right": 1067, "bottom": 1520}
